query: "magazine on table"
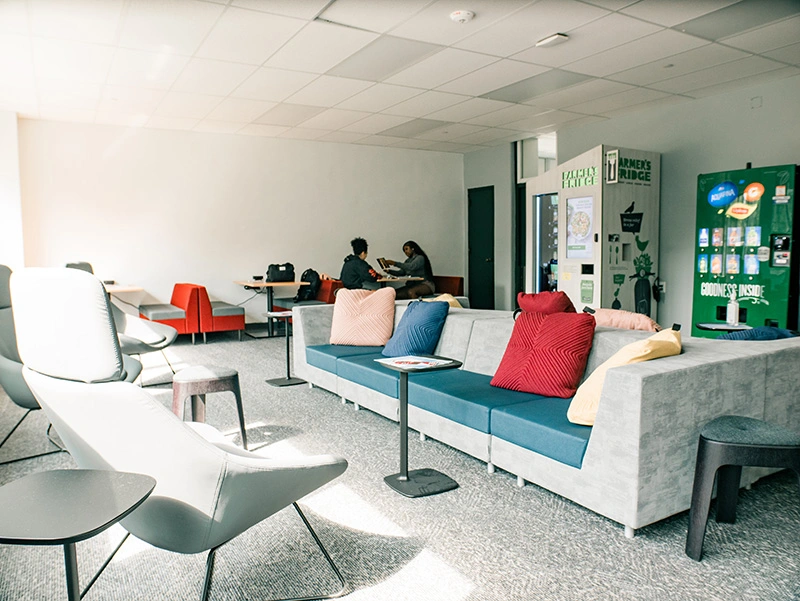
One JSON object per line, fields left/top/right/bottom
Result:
{"left": 375, "top": 356, "right": 453, "bottom": 369}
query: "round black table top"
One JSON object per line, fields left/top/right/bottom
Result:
{"left": 696, "top": 322, "right": 752, "bottom": 332}
{"left": 376, "top": 355, "right": 462, "bottom": 374}
{"left": 0, "top": 469, "right": 155, "bottom": 545}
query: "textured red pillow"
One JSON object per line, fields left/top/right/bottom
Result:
{"left": 490, "top": 311, "right": 596, "bottom": 398}
{"left": 517, "top": 291, "right": 576, "bottom": 314}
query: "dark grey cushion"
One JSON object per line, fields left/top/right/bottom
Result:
{"left": 210, "top": 301, "right": 244, "bottom": 317}
{"left": 702, "top": 415, "right": 800, "bottom": 446}
{"left": 139, "top": 304, "right": 185, "bottom": 321}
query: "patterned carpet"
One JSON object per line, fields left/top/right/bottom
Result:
{"left": 1, "top": 332, "right": 799, "bottom": 601}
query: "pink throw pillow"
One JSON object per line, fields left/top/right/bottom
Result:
{"left": 517, "top": 291, "right": 576, "bottom": 314}
{"left": 330, "top": 287, "right": 396, "bottom": 346}
{"left": 491, "top": 311, "right": 596, "bottom": 398}
{"left": 591, "top": 308, "right": 661, "bottom": 332}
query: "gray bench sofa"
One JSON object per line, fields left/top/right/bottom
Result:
{"left": 292, "top": 303, "right": 800, "bottom": 537}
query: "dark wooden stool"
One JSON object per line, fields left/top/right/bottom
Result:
{"left": 685, "top": 415, "right": 800, "bottom": 560}
{"left": 172, "top": 365, "right": 248, "bottom": 450}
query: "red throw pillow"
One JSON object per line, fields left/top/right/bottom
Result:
{"left": 517, "top": 291, "right": 576, "bottom": 314}
{"left": 491, "top": 311, "right": 596, "bottom": 398}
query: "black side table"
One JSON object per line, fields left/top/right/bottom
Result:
{"left": 0, "top": 469, "right": 156, "bottom": 601}
{"left": 266, "top": 311, "right": 305, "bottom": 387}
{"left": 376, "top": 355, "right": 462, "bottom": 497}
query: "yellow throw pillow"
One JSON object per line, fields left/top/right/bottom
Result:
{"left": 567, "top": 328, "right": 682, "bottom": 426}
{"left": 422, "top": 293, "right": 463, "bottom": 308}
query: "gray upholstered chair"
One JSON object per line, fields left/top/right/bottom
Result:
{"left": 65, "top": 262, "right": 178, "bottom": 357}
{"left": 0, "top": 265, "right": 142, "bottom": 465}
{"left": 11, "top": 267, "right": 349, "bottom": 601}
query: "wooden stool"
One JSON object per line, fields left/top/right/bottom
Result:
{"left": 685, "top": 415, "right": 800, "bottom": 560}
{"left": 172, "top": 365, "right": 248, "bottom": 450}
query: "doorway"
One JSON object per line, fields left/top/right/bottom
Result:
{"left": 468, "top": 186, "right": 495, "bottom": 310}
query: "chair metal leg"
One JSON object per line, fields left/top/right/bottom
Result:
{"left": 201, "top": 503, "right": 346, "bottom": 601}
{"left": 231, "top": 379, "right": 248, "bottom": 451}
{"left": 80, "top": 532, "right": 131, "bottom": 599}
{"left": 0, "top": 410, "right": 67, "bottom": 466}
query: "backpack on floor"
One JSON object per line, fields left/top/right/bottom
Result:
{"left": 294, "top": 268, "right": 321, "bottom": 302}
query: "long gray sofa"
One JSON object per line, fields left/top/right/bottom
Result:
{"left": 292, "top": 303, "right": 800, "bottom": 537}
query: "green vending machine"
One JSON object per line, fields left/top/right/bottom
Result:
{"left": 692, "top": 164, "right": 799, "bottom": 338}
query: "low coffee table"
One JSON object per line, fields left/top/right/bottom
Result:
{"left": 376, "top": 355, "right": 462, "bottom": 498}
{"left": 0, "top": 469, "right": 155, "bottom": 601}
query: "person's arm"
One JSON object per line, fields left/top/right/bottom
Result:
{"left": 393, "top": 255, "right": 424, "bottom": 276}
{"left": 358, "top": 259, "right": 380, "bottom": 282}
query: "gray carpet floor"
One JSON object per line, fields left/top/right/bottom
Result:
{"left": 1, "top": 332, "right": 799, "bottom": 601}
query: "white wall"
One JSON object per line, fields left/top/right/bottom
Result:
{"left": 0, "top": 111, "right": 24, "bottom": 269}
{"left": 464, "top": 143, "right": 516, "bottom": 310}
{"left": 557, "top": 75, "right": 800, "bottom": 328}
{"left": 18, "top": 120, "right": 465, "bottom": 322}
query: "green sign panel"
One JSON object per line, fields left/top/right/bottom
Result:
{"left": 580, "top": 280, "right": 594, "bottom": 304}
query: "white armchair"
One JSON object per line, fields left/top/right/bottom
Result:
{"left": 11, "top": 267, "right": 348, "bottom": 600}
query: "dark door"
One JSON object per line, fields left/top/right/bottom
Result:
{"left": 468, "top": 186, "right": 495, "bottom": 309}
{"left": 514, "top": 183, "right": 526, "bottom": 298}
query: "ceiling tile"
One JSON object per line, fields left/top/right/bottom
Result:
{"left": 299, "top": 108, "right": 373, "bottom": 130}
{"left": 684, "top": 65, "right": 800, "bottom": 98}
{"left": 721, "top": 15, "right": 800, "bottom": 53}
{"left": 418, "top": 123, "right": 487, "bottom": 141}
{"left": 336, "top": 83, "right": 424, "bottom": 112}
{"left": 265, "top": 21, "right": 378, "bottom": 74}
{"left": 764, "top": 42, "right": 800, "bottom": 66}
{"left": 106, "top": 48, "right": 190, "bottom": 90}
{"left": 437, "top": 59, "right": 549, "bottom": 96}
{"left": 279, "top": 127, "right": 330, "bottom": 140}
{"left": 231, "top": 0, "right": 330, "bottom": 20}
{"left": 450, "top": 127, "right": 519, "bottom": 145}
{"left": 172, "top": 59, "right": 258, "bottom": 96}
{"left": 524, "top": 78, "right": 633, "bottom": 110}
{"left": 193, "top": 120, "right": 245, "bottom": 134}
{"left": 0, "top": 0, "right": 29, "bottom": 35}
{"left": 600, "top": 94, "right": 691, "bottom": 118}
{"left": 383, "top": 90, "right": 468, "bottom": 117}
{"left": 455, "top": 0, "right": 610, "bottom": 57}
{"left": 284, "top": 75, "right": 372, "bottom": 107}
{"left": 29, "top": 0, "right": 124, "bottom": 45}
{"left": 608, "top": 43, "right": 750, "bottom": 86}
{"left": 0, "top": 84, "right": 37, "bottom": 110}
{"left": 423, "top": 141, "right": 479, "bottom": 152}
{"left": 483, "top": 69, "right": 591, "bottom": 103}
{"left": 205, "top": 97, "right": 277, "bottom": 122}
{"left": 580, "top": 0, "right": 638, "bottom": 9}
{"left": 37, "top": 79, "right": 102, "bottom": 110}
{"left": 385, "top": 48, "right": 497, "bottom": 89}
{"left": 503, "top": 109, "right": 591, "bottom": 130}
{"left": 355, "top": 134, "right": 408, "bottom": 147}
{"left": 97, "top": 85, "right": 166, "bottom": 113}
{"left": 0, "top": 34, "right": 34, "bottom": 85}
{"left": 425, "top": 97, "right": 515, "bottom": 122}
{"left": 620, "top": 0, "right": 741, "bottom": 27}
{"left": 341, "top": 113, "right": 414, "bottom": 134}
{"left": 255, "top": 103, "right": 326, "bottom": 126}
{"left": 675, "top": 0, "right": 800, "bottom": 41}
{"left": 32, "top": 38, "right": 115, "bottom": 84}
{"left": 463, "top": 103, "right": 544, "bottom": 126}
{"left": 390, "top": 0, "right": 533, "bottom": 46}
{"left": 511, "top": 13, "right": 663, "bottom": 68}
{"left": 195, "top": 7, "right": 305, "bottom": 65}
{"left": 231, "top": 68, "right": 317, "bottom": 102}
{"left": 327, "top": 36, "right": 443, "bottom": 82}
{"left": 238, "top": 123, "right": 291, "bottom": 137}
{"left": 94, "top": 111, "right": 148, "bottom": 127}
{"left": 566, "top": 87, "right": 672, "bottom": 115}
{"left": 317, "top": 130, "right": 370, "bottom": 144}
{"left": 649, "top": 55, "right": 787, "bottom": 94}
{"left": 145, "top": 115, "right": 199, "bottom": 130}
{"left": 381, "top": 118, "right": 452, "bottom": 138}
{"left": 390, "top": 138, "right": 437, "bottom": 150}
{"left": 319, "top": 0, "right": 432, "bottom": 33}
{"left": 565, "top": 29, "right": 709, "bottom": 77}
{"left": 154, "top": 91, "right": 223, "bottom": 119}
{"left": 119, "top": 0, "right": 225, "bottom": 55}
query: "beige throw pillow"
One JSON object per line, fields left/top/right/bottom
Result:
{"left": 422, "top": 293, "right": 463, "bottom": 308}
{"left": 330, "top": 287, "right": 396, "bottom": 346}
{"left": 567, "top": 328, "right": 682, "bottom": 426}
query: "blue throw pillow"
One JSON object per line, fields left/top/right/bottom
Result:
{"left": 718, "top": 326, "right": 798, "bottom": 341}
{"left": 382, "top": 300, "right": 449, "bottom": 357}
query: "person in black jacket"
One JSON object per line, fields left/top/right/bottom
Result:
{"left": 340, "top": 237, "right": 380, "bottom": 290}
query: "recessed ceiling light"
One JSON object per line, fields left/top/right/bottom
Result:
{"left": 535, "top": 33, "right": 569, "bottom": 47}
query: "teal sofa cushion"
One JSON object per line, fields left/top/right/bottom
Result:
{"left": 408, "top": 369, "right": 544, "bottom": 433}
{"left": 491, "top": 399, "right": 592, "bottom": 468}
{"left": 306, "top": 344, "right": 383, "bottom": 374}
{"left": 338, "top": 353, "right": 399, "bottom": 397}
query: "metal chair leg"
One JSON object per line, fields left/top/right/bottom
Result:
{"left": 0, "top": 410, "right": 67, "bottom": 466}
{"left": 202, "top": 503, "right": 346, "bottom": 601}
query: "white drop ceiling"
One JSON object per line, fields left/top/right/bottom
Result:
{"left": 1, "top": 0, "right": 798, "bottom": 154}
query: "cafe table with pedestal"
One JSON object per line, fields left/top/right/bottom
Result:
{"left": 234, "top": 280, "right": 308, "bottom": 338}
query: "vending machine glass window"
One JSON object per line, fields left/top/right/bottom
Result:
{"left": 535, "top": 194, "right": 559, "bottom": 292}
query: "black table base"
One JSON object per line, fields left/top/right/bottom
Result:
{"left": 384, "top": 468, "right": 459, "bottom": 498}
{"left": 266, "top": 311, "right": 305, "bottom": 388}
{"left": 266, "top": 376, "right": 306, "bottom": 387}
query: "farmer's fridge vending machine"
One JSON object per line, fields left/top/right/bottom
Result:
{"left": 691, "top": 164, "right": 799, "bottom": 338}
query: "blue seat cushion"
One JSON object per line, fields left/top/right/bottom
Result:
{"left": 491, "top": 399, "right": 592, "bottom": 468}
{"left": 306, "top": 344, "right": 384, "bottom": 374}
{"left": 408, "top": 370, "right": 544, "bottom": 433}
{"left": 337, "top": 353, "right": 400, "bottom": 397}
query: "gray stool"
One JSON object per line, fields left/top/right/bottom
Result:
{"left": 172, "top": 365, "right": 248, "bottom": 450}
{"left": 685, "top": 415, "right": 800, "bottom": 560}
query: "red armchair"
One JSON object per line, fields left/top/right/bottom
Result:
{"left": 139, "top": 283, "right": 200, "bottom": 344}
{"left": 196, "top": 285, "right": 245, "bottom": 342}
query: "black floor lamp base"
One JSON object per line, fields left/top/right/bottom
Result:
{"left": 384, "top": 468, "right": 459, "bottom": 498}
{"left": 266, "top": 376, "right": 306, "bottom": 387}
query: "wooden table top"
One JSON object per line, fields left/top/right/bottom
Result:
{"left": 103, "top": 284, "right": 144, "bottom": 294}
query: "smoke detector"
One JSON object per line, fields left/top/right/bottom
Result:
{"left": 450, "top": 10, "right": 475, "bottom": 24}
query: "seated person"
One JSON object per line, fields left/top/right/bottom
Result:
{"left": 383, "top": 240, "right": 435, "bottom": 299}
{"left": 340, "top": 237, "right": 380, "bottom": 290}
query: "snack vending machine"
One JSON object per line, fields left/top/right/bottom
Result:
{"left": 691, "top": 164, "right": 799, "bottom": 338}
